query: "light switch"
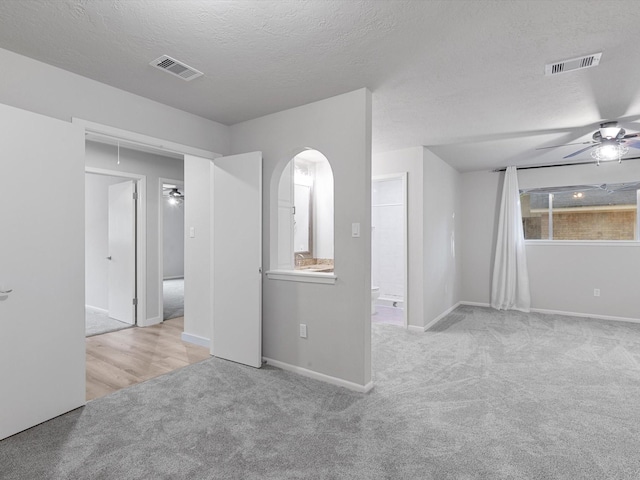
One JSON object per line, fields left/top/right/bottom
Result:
{"left": 189, "top": 227, "right": 195, "bottom": 238}
{"left": 352, "top": 223, "right": 360, "bottom": 238}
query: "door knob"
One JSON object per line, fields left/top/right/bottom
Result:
{"left": 106, "top": 256, "right": 112, "bottom": 260}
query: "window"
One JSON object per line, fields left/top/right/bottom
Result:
{"left": 521, "top": 182, "right": 640, "bottom": 240}
{"left": 269, "top": 149, "right": 335, "bottom": 283}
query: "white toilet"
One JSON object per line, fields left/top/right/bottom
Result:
{"left": 371, "top": 286, "right": 380, "bottom": 315}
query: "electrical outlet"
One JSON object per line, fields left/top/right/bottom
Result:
{"left": 299, "top": 324, "right": 307, "bottom": 338}
{"left": 594, "top": 288, "right": 600, "bottom": 297}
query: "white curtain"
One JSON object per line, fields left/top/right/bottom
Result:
{"left": 491, "top": 166, "right": 531, "bottom": 312}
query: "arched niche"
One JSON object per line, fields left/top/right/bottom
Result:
{"left": 273, "top": 148, "right": 334, "bottom": 274}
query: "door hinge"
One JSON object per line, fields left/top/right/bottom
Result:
{"left": 133, "top": 192, "right": 138, "bottom": 200}
{"left": 133, "top": 298, "right": 138, "bottom": 306}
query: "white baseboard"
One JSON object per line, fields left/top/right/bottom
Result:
{"left": 530, "top": 308, "right": 640, "bottom": 325}
{"left": 407, "top": 302, "right": 463, "bottom": 332}
{"left": 459, "top": 301, "right": 640, "bottom": 325}
{"left": 263, "top": 357, "right": 374, "bottom": 393}
{"left": 181, "top": 331, "right": 210, "bottom": 348}
{"left": 85, "top": 305, "right": 108, "bottom": 314}
{"left": 163, "top": 276, "right": 184, "bottom": 280}
{"left": 460, "top": 301, "right": 491, "bottom": 308}
{"left": 424, "top": 302, "right": 462, "bottom": 331}
{"left": 376, "top": 297, "right": 404, "bottom": 308}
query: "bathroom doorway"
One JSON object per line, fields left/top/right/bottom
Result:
{"left": 371, "top": 173, "right": 407, "bottom": 327}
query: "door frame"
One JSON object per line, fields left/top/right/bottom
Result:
{"left": 74, "top": 118, "right": 218, "bottom": 332}
{"left": 158, "top": 177, "right": 185, "bottom": 322}
{"left": 86, "top": 167, "right": 146, "bottom": 325}
{"left": 372, "top": 172, "right": 408, "bottom": 328}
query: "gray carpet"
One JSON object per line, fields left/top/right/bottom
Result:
{"left": 85, "top": 307, "right": 133, "bottom": 337}
{"left": 3, "top": 305, "right": 640, "bottom": 479}
{"left": 163, "top": 278, "right": 184, "bottom": 320}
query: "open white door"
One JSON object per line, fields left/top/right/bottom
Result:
{"left": 212, "top": 152, "right": 262, "bottom": 368}
{"left": 0, "top": 103, "right": 85, "bottom": 440}
{"left": 107, "top": 180, "right": 136, "bottom": 324}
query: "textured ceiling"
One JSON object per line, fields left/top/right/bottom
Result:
{"left": 1, "top": 0, "right": 640, "bottom": 172}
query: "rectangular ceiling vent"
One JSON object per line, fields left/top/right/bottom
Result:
{"left": 545, "top": 52, "right": 602, "bottom": 76}
{"left": 150, "top": 55, "right": 203, "bottom": 81}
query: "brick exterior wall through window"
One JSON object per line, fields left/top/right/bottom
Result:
{"left": 524, "top": 209, "right": 637, "bottom": 240}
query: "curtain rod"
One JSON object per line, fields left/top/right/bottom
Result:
{"left": 492, "top": 156, "right": 640, "bottom": 172}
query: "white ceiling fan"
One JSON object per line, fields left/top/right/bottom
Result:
{"left": 162, "top": 185, "right": 184, "bottom": 205}
{"left": 538, "top": 121, "right": 640, "bottom": 165}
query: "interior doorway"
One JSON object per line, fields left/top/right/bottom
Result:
{"left": 371, "top": 173, "right": 408, "bottom": 328}
{"left": 160, "top": 179, "right": 185, "bottom": 321}
{"left": 85, "top": 169, "right": 143, "bottom": 337}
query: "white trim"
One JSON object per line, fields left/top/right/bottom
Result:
{"left": 181, "top": 331, "right": 210, "bottom": 348}
{"left": 525, "top": 240, "right": 640, "bottom": 247}
{"left": 376, "top": 297, "right": 404, "bottom": 308}
{"left": 530, "top": 308, "right": 640, "bottom": 325}
{"left": 263, "top": 357, "right": 374, "bottom": 393}
{"left": 372, "top": 172, "right": 408, "bottom": 328}
{"left": 158, "top": 177, "right": 184, "bottom": 325}
{"left": 73, "top": 118, "right": 218, "bottom": 160}
{"left": 85, "top": 167, "right": 147, "bottom": 327}
{"left": 266, "top": 270, "right": 337, "bottom": 284}
{"left": 85, "top": 305, "right": 108, "bottom": 315}
{"left": 460, "top": 301, "right": 640, "bottom": 325}
{"left": 460, "top": 301, "right": 491, "bottom": 308}
{"left": 424, "top": 302, "right": 462, "bottom": 330}
{"left": 406, "top": 302, "right": 463, "bottom": 332}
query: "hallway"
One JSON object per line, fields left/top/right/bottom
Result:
{"left": 85, "top": 317, "right": 209, "bottom": 400}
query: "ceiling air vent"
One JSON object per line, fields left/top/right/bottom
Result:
{"left": 150, "top": 55, "right": 203, "bottom": 81}
{"left": 545, "top": 52, "right": 602, "bottom": 76}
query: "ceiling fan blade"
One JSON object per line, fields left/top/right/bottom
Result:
{"left": 623, "top": 133, "right": 638, "bottom": 139}
{"left": 563, "top": 144, "right": 597, "bottom": 159}
{"left": 624, "top": 139, "right": 640, "bottom": 149}
{"left": 535, "top": 141, "right": 595, "bottom": 151}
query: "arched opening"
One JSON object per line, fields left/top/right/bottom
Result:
{"left": 275, "top": 149, "right": 334, "bottom": 273}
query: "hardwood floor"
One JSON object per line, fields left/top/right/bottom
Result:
{"left": 86, "top": 317, "right": 210, "bottom": 401}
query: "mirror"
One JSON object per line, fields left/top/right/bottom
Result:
{"left": 277, "top": 149, "right": 334, "bottom": 272}
{"left": 294, "top": 183, "right": 312, "bottom": 254}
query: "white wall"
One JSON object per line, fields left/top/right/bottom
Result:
{"left": 183, "top": 155, "right": 213, "bottom": 341}
{"left": 422, "top": 148, "right": 462, "bottom": 325}
{"left": 460, "top": 161, "right": 640, "bottom": 320}
{"left": 85, "top": 173, "right": 130, "bottom": 310}
{"left": 163, "top": 192, "right": 185, "bottom": 279}
{"left": 313, "top": 160, "right": 334, "bottom": 259}
{"left": 0, "top": 47, "right": 229, "bottom": 155}
{"left": 460, "top": 170, "right": 501, "bottom": 305}
{"left": 230, "top": 89, "right": 372, "bottom": 388}
{"left": 85, "top": 142, "right": 184, "bottom": 322}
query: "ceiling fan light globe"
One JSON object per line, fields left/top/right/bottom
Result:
{"left": 590, "top": 143, "right": 628, "bottom": 161}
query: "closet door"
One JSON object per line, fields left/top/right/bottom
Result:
{"left": 0, "top": 103, "right": 85, "bottom": 440}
